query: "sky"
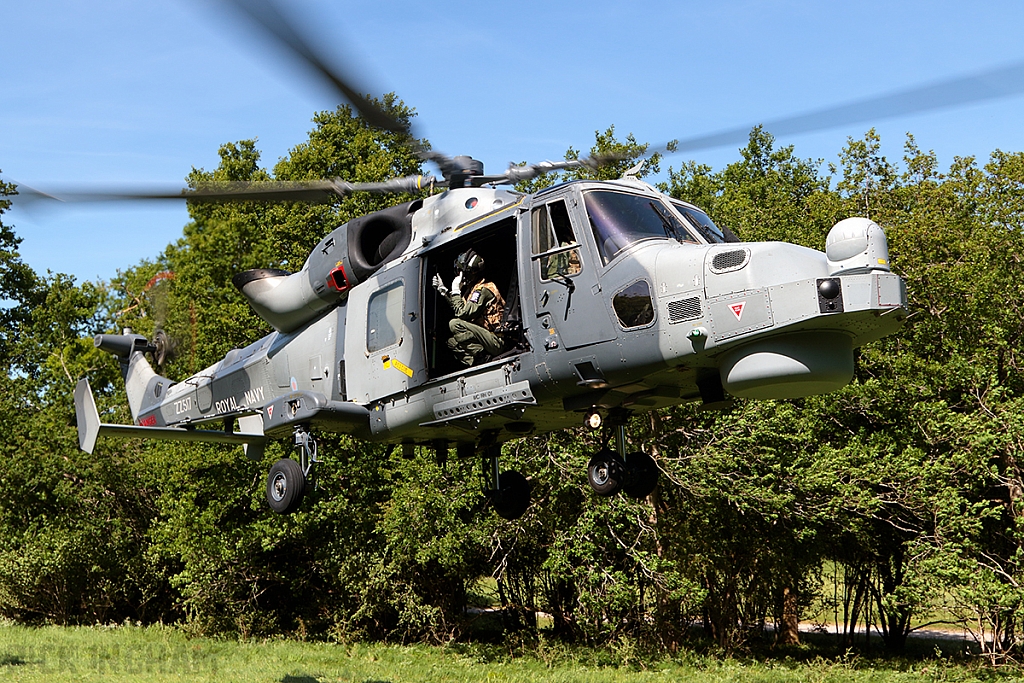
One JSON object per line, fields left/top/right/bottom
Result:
{"left": 3, "top": 0, "right": 1024, "bottom": 284}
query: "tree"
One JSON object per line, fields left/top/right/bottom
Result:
{"left": 0, "top": 175, "right": 41, "bottom": 365}
{"left": 3, "top": 115, "right": 1024, "bottom": 662}
{"left": 0, "top": 174, "right": 174, "bottom": 625}
{"left": 118, "top": 98, "right": 474, "bottom": 638}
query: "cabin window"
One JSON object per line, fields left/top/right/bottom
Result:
{"left": 532, "top": 200, "right": 582, "bottom": 281}
{"left": 585, "top": 191, "right": 698, "bottom": 265}
{"left": 612, "top": 280, "right": 655, "bottom": 329}
{"left": 366, "top": 280, "right": 404, "bottom": 352}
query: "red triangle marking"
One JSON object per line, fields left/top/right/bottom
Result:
{"left": 729, "top": 301, "right": 746, "bottom": 321}
{"left": 267, "top": 405, "right": 274, "bottom": 419}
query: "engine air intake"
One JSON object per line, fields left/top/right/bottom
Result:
{"left": 711, "top": 249, "right": 749, "bottom": 272}
{"left": 667, "top": 297, "right": 702, "bottom": 323}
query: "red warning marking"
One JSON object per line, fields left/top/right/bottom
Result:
{"left": 267, "top": 405, "right": 274, "bottom": 420}
{"left": 729, "top": 301, "right": 746, "bottom": 321}
{"left": 139, "top": 415, "right": 157, "bottom": 427}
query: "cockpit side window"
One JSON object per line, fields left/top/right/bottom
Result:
{"left": 585, "top": 191, "right": 698, "bottom": 265}
{"left": 671, "top": 202, "right": 729, "bottom": 243}
{"left": 532, "top": 199, "right": 582, "bottom": 281}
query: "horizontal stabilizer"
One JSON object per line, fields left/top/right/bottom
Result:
{"left": 74, "top": 378, "right": 267, "bottom": 454}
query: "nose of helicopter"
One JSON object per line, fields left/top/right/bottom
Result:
{"left": 691, "top": 216, "right": 894, "bottom": 299}
{"left": 652, "top": 219, "right": 904, "bottom": 401}
{"left": 700, "top": 241, "right": 830, "bottom": 299}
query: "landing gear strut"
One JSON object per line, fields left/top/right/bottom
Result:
{"left": 585, "top": 416, "right": 659, "bottom": 500}
{"left": 265, "top": 425, "right": 318, "bottom": 515}
{"left": 482, "top": 445, "right": 530, "bottom": 520}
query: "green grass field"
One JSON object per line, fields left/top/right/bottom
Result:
{"left": 0, "top": 623, "right": 1011, "bottom": 683}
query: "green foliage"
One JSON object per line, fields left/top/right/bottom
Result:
{"left": 0, "top": 175, "right": 42, "bottom": 366}
{"left": 1, "top": 115, "right": 1024, "bottom": 670}
{"left": 0, "top": 280, "right": 167, "bottom": 624}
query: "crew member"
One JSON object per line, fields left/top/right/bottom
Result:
{"left": 432, "top": 249, "right": 505, "bottom": 366}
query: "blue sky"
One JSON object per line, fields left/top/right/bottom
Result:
{"left": 3, "top": 0, "right": 1024, "bottom": 283}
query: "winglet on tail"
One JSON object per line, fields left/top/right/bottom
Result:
{"left": 74, "top": 378, "right": 102, "bottom": 454}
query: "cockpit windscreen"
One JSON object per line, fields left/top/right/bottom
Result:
{"left": 584, "top": 191, "right": 698, "bottom": 265}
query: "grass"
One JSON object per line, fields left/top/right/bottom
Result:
{"left": 0, "top": 623, "right": 1013, "bottom": 683}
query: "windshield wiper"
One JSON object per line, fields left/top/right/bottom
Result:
{"left": 649, "top": 201, "right": 684, "bottom": 241}
{"left": 675, "top": 205, "right": 722, "bottom": 243}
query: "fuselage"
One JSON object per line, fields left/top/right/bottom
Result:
{"left": 126, "top": 178, "right": 906, "bottom": 447}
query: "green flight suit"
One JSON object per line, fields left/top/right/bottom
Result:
{"left": 444, "top": 281, "right": 504, "bottom": 366}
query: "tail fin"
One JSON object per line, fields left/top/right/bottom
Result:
{"left": 93, "top": 332, "right": 171, "bottom": 421}
{"left": 123, "top": 351, "right": 162, "bottom": 421}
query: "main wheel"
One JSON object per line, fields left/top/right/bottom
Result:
{"left": 587, "top": 449, "right": 625, "bottom": 497}
{"left": 622, "top": 451, "right": 659, "bottom": 500}
{"left": 490, "top": 469, "right": 531, "bottom": 520}
{"left": 266, "top": 458, "right": 306, "bottom": 515}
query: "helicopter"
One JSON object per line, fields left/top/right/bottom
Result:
{"left": 55, "top": 0, "right": 980, "bottom": 520}
{"left": 76, "top": 174, "right": 905, "bottom": 519}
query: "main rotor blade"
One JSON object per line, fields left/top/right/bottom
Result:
{"left": 14, "top": 182, "right": 334, "bottom": 205}
{"left": 15, "top": 176, "right": 441, "bottom": 205}
{"left": 215, "top": 0, "right": 409, "bottom": 136}
{"left": 213, "top": 0, "right": 457, "bottom": 174}
{"left": 628, "top": 59, "right": 1024, "bottom": 161}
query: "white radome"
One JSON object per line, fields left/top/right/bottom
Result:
{"left": 826, "top": 217, "right": 891, "bottom": 276}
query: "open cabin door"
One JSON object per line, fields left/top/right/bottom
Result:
{"left": 344, "top": 260, "right": 426, "bottom": 403}
{"left": 530, "top": 194, "right": 616, "bottom": 350}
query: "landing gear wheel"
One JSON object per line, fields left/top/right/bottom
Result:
{"left": 489, "top": 469, "right": 531, "bottom": 520}
{"left": 266, "top": 458, "right": 306, "bottom": 515}
{"left": 587, "top": 448, "right": 625, "bottom": 497}
{"left": 622, "top": 451, "right": 659, "bottom": 500}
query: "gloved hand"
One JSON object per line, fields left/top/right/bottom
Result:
{"left": 432, "top": 273, "right": 449, "bottom": 296}
{"left": 430, "top": 272, "right": 450, "bottom": 296}
{"left": 451, "top": 272, "right": 464, "bottom": 293}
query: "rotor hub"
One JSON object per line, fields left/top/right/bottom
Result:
{"left": 446, "top": 156, "right": 484, "bottom": 188}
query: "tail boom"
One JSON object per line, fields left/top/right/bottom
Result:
{"left": 74, "top": 378, "right": 267, "bottom": 457}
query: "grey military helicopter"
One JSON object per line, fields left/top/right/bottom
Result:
{"left": 61, "top": 1, "right": 1020, "bottom": 519}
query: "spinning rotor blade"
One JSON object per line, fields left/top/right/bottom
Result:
{"left": 214, "top": 0, "right": 461, "bottom": 175}
{"left": 216, "top": 0, "right": 408, "bottom": 137}
{"left": 16, "top": 175, "right": 442, "bottom": 205}
{"left": 590, "top": 59, "right": 1024, "bottom": 165}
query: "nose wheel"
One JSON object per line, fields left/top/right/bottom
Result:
{"left": 587, "top": 448, "right": 625, "bottom": 496}
{"left": 585, "top": 420, "right": 659, "bottom": 500}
